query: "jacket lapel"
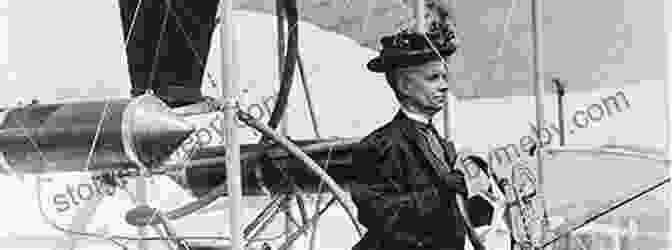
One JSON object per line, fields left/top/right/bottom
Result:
{"left": 394, "top": 111, "right": 455, "bottom": 182}
{"left": 395, "top": 110, "right": 458, "bottom": 169}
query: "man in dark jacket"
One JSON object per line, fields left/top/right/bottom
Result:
{"left": 350, "top": 20, "right": 486, "bottom": 250}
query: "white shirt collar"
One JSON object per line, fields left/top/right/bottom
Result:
{"left": 400, "top": 106, "right": 432, "bottom": 125}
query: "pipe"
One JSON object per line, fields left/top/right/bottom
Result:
{"left": 266, "top": 0, "right": 298, "bottom": 131}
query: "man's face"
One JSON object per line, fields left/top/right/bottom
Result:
{"left": 397, "top": 60, "right": 451, "bottom": 115}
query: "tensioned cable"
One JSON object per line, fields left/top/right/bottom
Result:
{"left": 481, "top": 0, "right": 518, "bottom": 97}
{"left": 145, "top": 0, "right": 171, "bottom": 94}
{"left": 8, "top": 112, "right": 129, "bottom": 249}
{"left": 165, "top": 2, "right": 218, "bottom": 88}
{"left": 8, "top": 1, "right": 290, "bottom": 248}
{"left": 416, "top": 0, "right": 546, "bottom": 246}
{"left": 166, "top": 2, "right": 302, "bottom": 91}
{"left": 123, "top": 0, "right": 143, "bottom": 47}
{"left": 84, "top": 100, "right": 111, "bottom": 172}
{"left": 17, "top": 2, "right": 175, "bottom": 247}
{"left": 24, "top": 0, "right": 145, "bottom": 247}
{"left": 309, "top": 139, "right": 336, "bottom": 250}
{"left": 26, "top": 2, "right": 354, "bottom": 247}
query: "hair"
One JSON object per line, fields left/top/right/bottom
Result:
{"left": 384, "top": 69, "right": 406, "bottom": 101}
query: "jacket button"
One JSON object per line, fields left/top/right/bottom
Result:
{"left": 416, "top": 241, "right": 424, "bottom": 247}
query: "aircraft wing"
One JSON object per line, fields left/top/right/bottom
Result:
{"left": 118, "top": 0, "right": 219, "bottom": 107}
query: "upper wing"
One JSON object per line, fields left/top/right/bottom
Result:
{"left": 118, "top": 0, "right": 219, "bottom": 107}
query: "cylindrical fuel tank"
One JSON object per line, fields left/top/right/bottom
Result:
{"left": 181, "top": 141, "right": 357, "bottom": 198}
{"left": 0, "top": 95, "right": 194, "bottom": 174}
{"left": 0, "top": 99, "right": 133, "bottom": 173}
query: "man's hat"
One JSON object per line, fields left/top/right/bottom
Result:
{"left": 366, "top": 21, "right": 458, "bottom": 73}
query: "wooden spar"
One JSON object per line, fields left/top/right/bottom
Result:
{"left": 443, "top": 0, "right": 457, "bottom": 142}
{"left": 220, "top": 0, "right": 242, "bottom": 250}
{"left": 530, "top": 0, "right": 550, "bottom": 247}
{"left": 136, "top": 176, "right": 149, "bottom": 250}
{"left": 414, "top": 0, "right": 426, "bottom": 33}
{"left": 275, "top": 1, "right": 296, "bottom": 249}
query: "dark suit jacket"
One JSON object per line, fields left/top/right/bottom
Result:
{"left": 351, "top": 111, "right": 468, "bottom": 250}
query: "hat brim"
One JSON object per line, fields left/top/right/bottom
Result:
{"left": 366, "top": 47, "right": 456, "bottom": 73}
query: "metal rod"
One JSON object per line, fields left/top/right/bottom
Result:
{"left": 480, "top": 0, "right": 518, "bottom": 99}
{"left": 277, "top": 0, "right": 286, "bottom": 79}
{"left": 275, "top": 2, "right": 295, "bottom": 248}
{"left": 220, "top": 0, "right": 242, "bottom": 249}
{"left": 278, "top": 0, "right": 289, "bottom": 137}
{"left": 553, "top": 78, "right": 566, "bottom": 146}
{"left": 244, "top": 195, "right": 290, "bottom": 247}
{"left": 664, "top": 2, "right": 672, "bottom": 245}
{"left": 296, "top": 53, "right": 322, "bottom": 139}
{"left": 541, "top": 177, "right": 670, "bottom": 248}
{"left": 136, "top": 176, "right": 149, "bottom": 250}
{"left": 237, "top": 110, "right": 362, "bottom": 237}
{"left": 278, "top": 198, "right": 337, "bottom": 250}
{"left": 443, "top": 0, "right": 457, "bottom": 141}
{"left": 530, "top": 0, "right": 550, "bottom": 247}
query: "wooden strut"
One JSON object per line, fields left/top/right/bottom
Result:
{"left": 219, "top": 0, "right": 242, "bottom": 249}
{"left": 237, "top": 109, "right": 363, "bottom": 237}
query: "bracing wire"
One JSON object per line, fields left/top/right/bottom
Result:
{"left": 165, "top": 1, "right": 219, "bottom": 88}
{"left": 309, "top": 139, "right": 336, "bottom": 249}
{"left": 482, "top": 0, "right": 518, "bottom": 89}
{"left": 8, "top": 109, "right": 130, "bottom": 249}
{"left": 146, "top": 0, "right": 171, "bottom": 94}
{"left": 84, "top": 100, "right": 111, "bottom": 172}
{"left": 4, "top": 1, "right": 342, "bottom": 249}
{"left": 123, "top": 0, "right": 143, "bottom": 47}
{"left": 296, "top": 53, "right": 322, "bottom": 139}
{"left": 12, "top": 0, "right": 147, "bottom": 247}
{"left": 15, "top": 3, "right": 226, "bottom": 244}
{"left": 414, "top": 0, "right": 549, "bottom": 247}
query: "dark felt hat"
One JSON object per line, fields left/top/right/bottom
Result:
{"left": 366, "top": 21, "right": 458, "bottom": 73}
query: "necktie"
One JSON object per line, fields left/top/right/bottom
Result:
{"left": 418, "top": 123, "right": 451, "bottom": 171}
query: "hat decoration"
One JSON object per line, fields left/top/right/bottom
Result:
{"left": 367, "top": 20, "right": 458, "bottom": 72}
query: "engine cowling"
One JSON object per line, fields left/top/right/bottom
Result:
{"left": 0, "top": 94, "right": 194, "bottom": 174}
